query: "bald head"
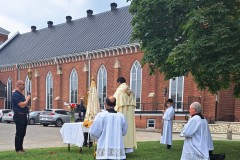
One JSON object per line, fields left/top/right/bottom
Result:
{"left": 15, "top": 80, "right": 25, "bottom": 92}
{"left": 16, "top": 80, "right": 24, "bottom": 87}
{"left": 105, "top": 96, "right": 116, "bottom": 108}
{"left": 108, "top": 96, "right": 115, "bottom": 103}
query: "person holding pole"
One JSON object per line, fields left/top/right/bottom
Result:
{"left": 160, "top": 98, "right": 175, "bottom": 149}
{"left": 12, "top": 80, "right": 31, "bottom": 153}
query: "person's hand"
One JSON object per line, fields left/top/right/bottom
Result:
{"left": 26, "top": 95, "right": 31, "bottom": 102}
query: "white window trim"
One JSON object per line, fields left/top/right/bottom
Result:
{"left": 46, "top": 72, "right": 53, "bottom": 109}
{"left": 25, "top": 76, "right": 32, "bottom": 96}
{"left": 169, "top": 76, "right": 184, "bottom": 111}
{"left": 147, "top": 119, "right": 156, "bottom": 129}
{"left": 7, "top": 77, "right": 12, "bottom": 110}
{"left": 130, "top": 60, "right": 142, "bottom": 111}
{"left": 97, "top": 65, "right": 107, "bottom": 109}
{"left": 69, "top": 68, "right": 78, "bottom": 103}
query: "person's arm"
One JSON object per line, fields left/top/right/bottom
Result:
{"left": 163, "top": 108, "right": 175, "bottom": 121}
{"left": 17, "top": 95, "right": 31, "bottom": 108}
{"left": 180, "top": 118, "right": 199, "bottom": 137}
{"left": 89, "top": 114, "right": 103, "bottom": 138}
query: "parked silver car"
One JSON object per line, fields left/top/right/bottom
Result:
{"left": 29, "top": 111, "right": 42, "bottom": 125}
{"left": 39, "top": 109, "right": 70, "bottom": 127}
{"left": 1, "top": 111, "right": 14, "bottom": 123}
{"left": 0, "top": 109, "right": 11, "bottom": 122}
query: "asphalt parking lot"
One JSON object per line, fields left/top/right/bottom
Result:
{"left": 0, "top": 123, "right": 65, "bottom": 151}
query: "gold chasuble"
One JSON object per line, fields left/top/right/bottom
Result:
{"left": 113, "top": 83, "right": 137, "bottom": 149}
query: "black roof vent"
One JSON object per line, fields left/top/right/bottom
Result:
{"left": 87, "top": 9, "right": 93, "bottom": 17}
{"left": 110, "top": 3, "right": 117, "bottom": 11}
{"left": 47, "top": 21, "right": 53, "bottom": 28}
{"left": 66, "top": 16, "right": 72, "bottom": 23}
{"left": 31, "top": 26, "right": 36, "bottom": 32}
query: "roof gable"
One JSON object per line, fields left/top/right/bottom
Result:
{"left": 0, "top": 27, "right": 10, "bottom": 35}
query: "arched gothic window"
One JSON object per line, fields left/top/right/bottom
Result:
{"left": 97, "top": 65, "right": 107, "bottom": 109}
{"left": 7, "top": 77, "right": 12, "bottom": 109}
{"left": 25, "top": 76, "right": 32, "bottom": 96}
{"left": 130, "top": 60, "right": 142, "bottom": 110}
{"left": 46, "top": 72, "right": 53, "bottom": 109}
{"left": 69, "top": 68, "right": 78, "bottom": 103}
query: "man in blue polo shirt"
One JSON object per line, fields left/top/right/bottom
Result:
{"left": 12, "top": 80, "right": 31, "bottom": 153}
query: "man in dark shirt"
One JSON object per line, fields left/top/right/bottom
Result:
{"left": 12, "top": 80, "right": 31, "bottom": 153}
{"left": 76, "top": 97, "right": 86, "bottom": 122}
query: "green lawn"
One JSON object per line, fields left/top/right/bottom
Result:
{"left": 0, "top": 140, "right": 238, "bottom": 160}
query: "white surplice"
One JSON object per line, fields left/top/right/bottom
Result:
{"left": 89, "top": 110, "right": 128, "bottom": 160}
{"left": 180, "top": 115, "right": 214, "bottom": 160}
{"left": 160, "top": 106, "right": 175, "bottom": 145}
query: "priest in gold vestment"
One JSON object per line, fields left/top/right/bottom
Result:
{"left": 113, "top": 77, "right": 137, "bottom": 153}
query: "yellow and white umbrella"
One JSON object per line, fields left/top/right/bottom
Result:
{"left": 83, "top": 77, "right": 101, "bottom": 128}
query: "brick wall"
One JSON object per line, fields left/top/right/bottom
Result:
{"left": 0, "top": 98, "right": 4, "bottom": 109}
{"left": 0, "top": 34, "right": 8, "bottom": 44}
{"left": 0, "top": 51, "right": 239, "bottom": 129}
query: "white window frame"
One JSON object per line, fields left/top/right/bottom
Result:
{"left": 25, "top": 76, "right": 32, "bottom": 96}
{"left": 97, "top": 65, "right": 107, "bottom": 109}
{"left": 7, "top": 77, "right": 12, "bottom": 110}
{"left": 169, "top": 76, "right": 184, "bottom": 111}
{"left": 69, "top": 68, "right": 78, "bottom": 103}
{"left": 130, "top": 60, "right": 142, "bottom": 111}
{"left": 46, "top": 72, "right": 53, "bottom": 109}
{"left": 147, "top": 119, "right": 156, "bottom": 129}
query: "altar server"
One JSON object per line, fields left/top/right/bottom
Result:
{"left": 90, "top": 96, "right": 128, "bottom": 160}
{"left": 160, "top": 98, "right": 175, "bottom": 149}
{"left": 180, "top": 102, "right": 214, "bottom": 160}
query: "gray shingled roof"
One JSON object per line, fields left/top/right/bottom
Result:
{"left": 0, "top": 6, "right": 133, "bottom": 65}
{"left": 0, "top": 27, "right": 10, "bottom": 35}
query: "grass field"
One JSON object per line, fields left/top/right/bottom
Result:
{"left": 0, "top": 140, "right": 239, "bottom": 160}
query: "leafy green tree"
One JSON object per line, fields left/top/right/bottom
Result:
{"left": 128, "top": 0, "right": 240, "bottom": 97}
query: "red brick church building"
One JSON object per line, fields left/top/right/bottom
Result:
{"left": 0, "top": 3, "right": 239, "bottom": 129}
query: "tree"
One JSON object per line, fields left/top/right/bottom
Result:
{"left": 128, "top": 0, "right": 240, "bottom": 97}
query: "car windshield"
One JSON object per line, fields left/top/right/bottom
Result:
{"left": 2, "top": 110, "right": 11, "bottom": 113}
{"left": 30, "top": 112, "right": 37, "bottom": 115}
{"left": 41, "top": 111, "right": 52, "bottom": 115}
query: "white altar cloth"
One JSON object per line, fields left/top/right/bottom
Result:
{"left": 60, "top": 122, "right": 85, "bottom": 147}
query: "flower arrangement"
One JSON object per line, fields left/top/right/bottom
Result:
{"left": 68, "top": 103, "right": 76, "bottom": 123}
{"left": 69, "top": 103, "right": 76, "bottom": 110}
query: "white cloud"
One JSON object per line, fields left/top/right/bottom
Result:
{"left": 0, "top": 0, "right": 130, "bottom": 35}
{"left": 0, "top": 15, "right": 29, "bottom": 36}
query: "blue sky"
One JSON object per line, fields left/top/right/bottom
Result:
{"left": 0, "top": 0, "right": 130, "bottom": 36}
